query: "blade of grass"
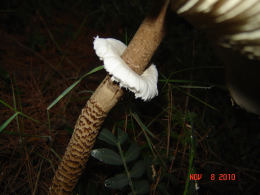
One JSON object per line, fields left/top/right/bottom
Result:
{"left": 147, "top": 107, "right": 168, "bottom": 128}
{"left": 116, "top": 142, "right": 136, "bottom": 195}
{"left": 131, "top": 112, "right": 156, "bottom": 139}
{"left": 32, "top": 159, "right": 43, "bottom": 195}
{"left": 0, "top": 98, "right": 15, "bottom": 110}
{"left": 0, "top": 111, "right": 39, "bottom": 133}
{"left": 18, "top": 112, "right": 39, "bottom": 123}
{"left": 36, "top": 153, "right": 56, "bottom": 173}
{"left": 1, "top": 131, "right": 50, "bottom": 139}
{"left": 0, "top": 112, "right": 20, "bottom": 132}
{"left": 177, "top": 85, "right": 214, "bottom": 89}
{"left": 183, "top": 115, "right": 196, "bottom": 195}
{"left": 50, "top": 148, "right": 62, "bottom": 161}
{"left": 1, "top": 98, "right": 39, "bottom": 124}
{"left": 175, "top": 87, "right": 219, "bottom": 111}
{"left": 47, "top": 65, "right": 103, "bottom": 110}
{"left": 159, "top": 66, "right": 223, "bottom": 90}
{"left": 159, "top": 79, "right": 202, "bottom": 84}
{"left": 130, "top": 112, "right": 157, "bottom": 158}
{"left": 170, "top": 66, "right": 223, "bottom": 75}
{"left": 47, "top": 80, "right": 81, "bottom": 110}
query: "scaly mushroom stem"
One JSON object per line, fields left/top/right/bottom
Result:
{"left": 49, "top": 0, "right": 169, "bottom": 194}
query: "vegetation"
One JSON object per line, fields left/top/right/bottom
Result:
{"left": 0, "top": 0, "right": 259, "bottom": 194}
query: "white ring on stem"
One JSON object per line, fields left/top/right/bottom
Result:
{"left": 93, "top": 36, "right": 158, "bottom": 101}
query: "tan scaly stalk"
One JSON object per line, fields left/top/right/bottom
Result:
{"left": 49, "top": 0, "right": 170, "bottom": 194}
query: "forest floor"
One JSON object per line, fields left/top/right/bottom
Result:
{"left": 0, "top": 1, "right": 259, "bottom": 194}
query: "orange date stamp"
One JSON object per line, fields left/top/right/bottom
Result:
{"left": 189, "top": 173, "right": 237, "bottom": 181}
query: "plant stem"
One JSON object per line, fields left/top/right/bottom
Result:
{"left": 117, "top": 142, "right": 136, "bottom": 195}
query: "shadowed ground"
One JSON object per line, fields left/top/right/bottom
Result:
{"left": 0, "top": 1, "right": 259, "bottom": 194}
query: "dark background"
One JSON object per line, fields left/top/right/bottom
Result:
{"left": 0, "top": 0, "right": 259, "bottom": 194}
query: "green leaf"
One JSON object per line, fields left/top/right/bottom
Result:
{"left": 98, "top": 128, "right": 117, "bottom": 146}
{"left": 125, "top": 143, "right": 141, "bottom": 163}
{"left": 104, "top": 173, "right": 129, "bottom": 189}
{"left": 91, "top": 148, "right": 123, "bottom": 165}
{"left": 133, "top": 180, "right": 149, "bottom": 194}
{"left": 117, "top": 129, "right": 128, "bottom": 145}
{"left": 130, "top": 160, "right": 145, "bottom": 178}
{"left": 0, "top": 112, "right": 20, "bottom": 133}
